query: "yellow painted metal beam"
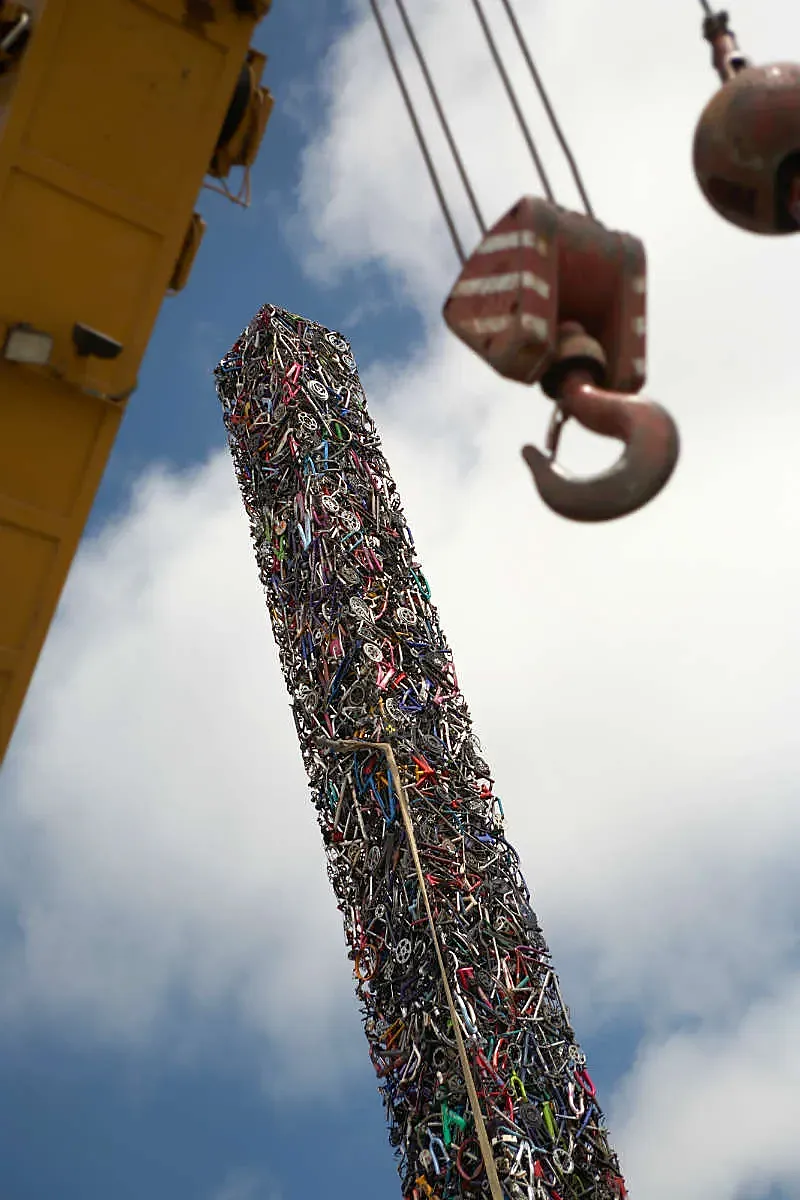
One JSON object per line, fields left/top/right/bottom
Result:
{"left": 0, "top": 0, "right": 272, "bottom": 764}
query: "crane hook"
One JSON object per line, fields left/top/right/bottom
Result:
{"left": 443, "top": 198, "right": 681, "bottom": 521}
{"left": 521, "top": 355, "right": 680, "bottom": 523}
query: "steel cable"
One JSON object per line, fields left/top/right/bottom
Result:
{"left": 495, "top": 0, "right": 595, "bottom": 216}
{"left": 370, "top": 0, "right": 601, "bottom": 262}
{"left": 392, "top": 0, "right": 487, "bottom": 235}
{"left": 369, "top": 0, "right": 467, "bottom": 262}
{"left": 467, "top": 0, "right": 556, "bottom": 203}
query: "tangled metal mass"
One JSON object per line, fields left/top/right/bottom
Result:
{"left": 214, "top": 304, "right": 628, "bottom": 1200}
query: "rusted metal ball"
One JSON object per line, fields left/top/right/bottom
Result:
{"left": 693, "top": 62, "right": 800, "bottom": 234}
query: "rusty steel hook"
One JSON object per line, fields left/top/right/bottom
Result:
{"left": 521, "top": 368, "right": 680, "bottom": 523}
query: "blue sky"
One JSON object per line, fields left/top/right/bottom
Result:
{"left": 3, "top": 1, "right": 800, "bottom": 1198}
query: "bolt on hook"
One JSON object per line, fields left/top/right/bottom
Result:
{"left": 521, "top": 366, "right": 680, "bottom": 524}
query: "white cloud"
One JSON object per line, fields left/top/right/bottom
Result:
{"left": 0, "top": 461, "right": 362, "bottom": 1094}
{"left": 612, "top": 973, "right": 800, "bottom": 1200}
{"left": 2, "top": 0, "right": 800, "bottom": 1195}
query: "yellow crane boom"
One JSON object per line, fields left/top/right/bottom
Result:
{"left": 0, "top": 0, "right": 273, "bottom": 765}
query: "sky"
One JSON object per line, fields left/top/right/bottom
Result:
{"left": 1, "top": 0, "right": 800, "bottom": 1198}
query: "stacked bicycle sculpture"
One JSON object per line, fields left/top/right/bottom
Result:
{"left": 215, "top": 304, "right": 627, "bottom": 1200}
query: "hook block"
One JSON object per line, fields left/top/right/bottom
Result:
{"left": 443, "top": 196, "right": 648, "bottom": 394}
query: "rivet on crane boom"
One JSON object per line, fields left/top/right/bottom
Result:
{"left": 0, "top": 0, "right": 275, "bottom": 768}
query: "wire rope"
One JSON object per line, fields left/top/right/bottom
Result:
{"left": 495, "top": 0, "right": 595, "bottom": 217}
{"left": 369, "top": 0, "right": 467, "bottom": 262}
{"left": 467, "top": 0, "right": 555, "bottom": 203}
{"left": 392, "top": 0, "right": 487, "bottom": 234}
{"left": 369, "top": 0, "right": 603, "bottom": 265}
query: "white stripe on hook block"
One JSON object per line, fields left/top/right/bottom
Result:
{"left": 451, "top": 271, "right": 551, "bottom": 300}
{"left": 464, "top": 312, "right": 549, "bottom": 340}
{"left": 475, "top": 231, "right": 550, "bottom": 256}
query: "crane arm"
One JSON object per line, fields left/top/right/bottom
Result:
{"left": 0, "top": 0, "right": 274, "bottom": 766}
